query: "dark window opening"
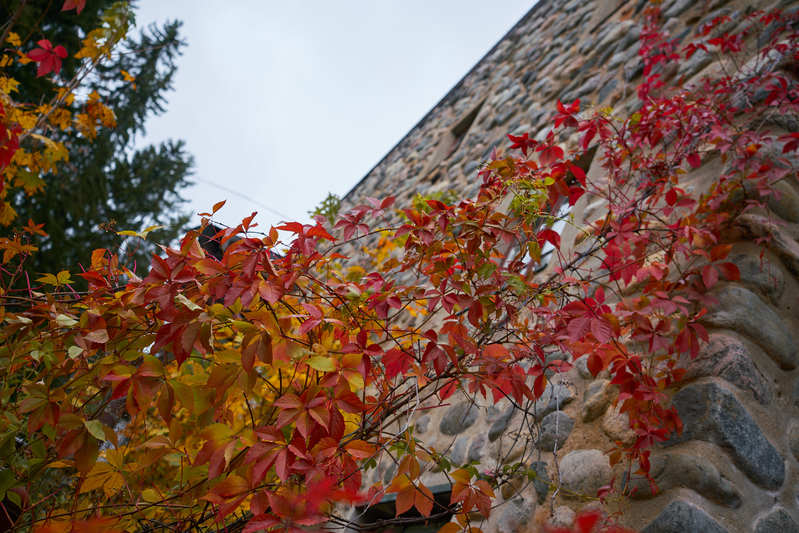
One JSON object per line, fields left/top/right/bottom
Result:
{"left": 446, "top": 100, "right": 484, "bottom": 159}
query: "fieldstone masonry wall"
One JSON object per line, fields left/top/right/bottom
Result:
{"left": 341, "top": 0, "right": 799, "bottom": 531}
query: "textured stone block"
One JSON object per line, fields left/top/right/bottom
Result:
{"left": 642, "top": 500, "right": 728, "bottom": 533}
{"left": 537, "top": 411, "right": 574, "bottom": 451}
{"left": 440, "top": 402, "right": 479, "bottom": 435}
{"left": 559, "top": 449, "right": 611, "bottom": 498}
{"left": 667, "top": 382, "right": 785, "bottom": 489}
{"left": 754, "top": 508, "right": 799, "bottom": 533}
{"left": 704, "top": 285, "right": 797, "bottom": 369}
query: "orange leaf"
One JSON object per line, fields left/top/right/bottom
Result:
{"left": 395, "top": 486, "right": 415, "bottom": 516}
{"left": 345, "top": 439, "right": 375, "bottom": 459}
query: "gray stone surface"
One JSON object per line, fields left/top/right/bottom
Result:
{"left": 537, "top": 411, "right": 574, "bottom": 451}
{"left": 789, "top": 420, "right": 799, "bottom": 461}
{"left": 682, "top": 333, "right": 773, "bottom": 405}
{"left": 794, "top": 378, "right": 799, "bottom": 409}
{"left": 533, "top": 382, "right": 574, "bottom": 420}
{"left": 642, "top": 500, "right": 728, "bottom": 533}
{"left": 450, "top": 435, "right": 470, "bottom": 464}
{"left": 704, "top": 285, "right": 798, "bottom": 369}
{"left": 626, "top": 453, "right": 741, "bottom": 508}
{"left": 414, "top": 414, "right": 430, "bottom": 434}
{"left": 664, "top": 0, "right": 694, "bottom": 18}
{"left": 729, "top": 253, "right": 786, "bottom": 301}
{"left": 575, "top": 355, "right": 593, "bottom": 379}
{"left": 754, "top": 508, "right": 799, "bottom": 533}
{"left": 667, "top": 382, "right": 785, "bottom": 490}
{"left": 467, "top": 433, "right": 486, "bottom": 462}
{"left": 488, "top": 405, "right": 516, "bottom": 441}
{"left": 559, "top": 449, "right": 611, "bottom": 498}
{"left": 494, "top": 496, "right": 531, "bottom": 533}
{"left": 550, "top": 506, "right": 575, "bottom": 528}
{"left": 530, "top": 461, "right": 550, "bottom": 504}
{"left": 601, "top": 403, "right": 636, "bottom": 445}
{"left": 440, "top": 402, "right": 479, "bottom": 435}
{"left": 598, "top": 78, "right": 618, "bottom": 103}
{"left": 679, "top": 48, "right": 713, "bottom": 76}
{"left": 582, "top": 379, "right": 611, "bottom": 422}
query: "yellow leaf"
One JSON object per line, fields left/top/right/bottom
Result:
{"left": 175, "top": 293, "right": 201, "bottom": 311}
{"left": 120, "top": 70, "right": 136, "bottom": 85}
{"left": 0, "top": 76, "right": 19, "bottom": 94}
{"left": 141, "top": 488, "right": 160, "bottom": 502}
{"left": 36, "top": 273, "right": 58, "bottom": 286}
{"left": 6, "top": 32, "right": 21, "bottom": 47}
{"left": 56, "top": 270, "right": 72, "bottom": 285}
{"left": 307, "top": 355, "right": 335, "bottom": 372}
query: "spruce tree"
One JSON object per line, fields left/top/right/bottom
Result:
{"left": 1, "top": 0, "right": 193, "bottom": 276}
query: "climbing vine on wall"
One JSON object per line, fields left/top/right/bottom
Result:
{"left": 0, "top": 3, "right": 797, "bottom": 533}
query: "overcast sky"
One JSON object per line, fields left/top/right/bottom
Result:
{"left": 135, "top": 1, "right": 534, "bottom": 230}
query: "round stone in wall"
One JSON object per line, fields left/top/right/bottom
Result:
{"left": 582, "top": 379, "right": 611, "bottom": 422}
{"left": 414, "top": 414, "right": 430, "bottom": 434}
{"left": 537, "top": 411, "right": 574, "bottom": 451}
{"left": 550, "top": 506, "right": 575, "bottom": 528}
{"left": 601, "top": 403, "right": 636, "bottom": 445}
{"left": 559, "top": 449, "right": 611, "bottom": 498}
{"left": 440, "top": 402, "right": 479, "bottom": 435}
{"left": 642, "top": 500, "right": 728, "bottom": 533}
{"left": 754, "top": 507, "right": 799, "bottom": 533}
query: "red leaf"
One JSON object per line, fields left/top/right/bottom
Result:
{"left": 587, "top": 354, "right": 603, "bottom": 377}
{"left": 575, "top": 510, "right": 602, "bottom": 533}
{"left": 537, "top": 228, "right": 561, "bottom": 249}
{"left": 61, "top": 0, "right": 87, "bottom": 14}
{"left": 383, "top": 349, "right": 411, "bottom": 379}
{"left": 27, "top": 40, "right": 67, "bottom": 77}
{"left": 702, "top": 264, "right": 718, "bottom": 289}
{"left": 507, "top": 132, "right": 537, "bottom": 156}
{"left": 533, "top": 373, "right": 546, "bottom": 398}
{"left": 569, "top": 163, "right": 587, "bottom": 186}
{"left": 686, "top": 152, "right": 701, "bottom": 168}
{"left": 438, "top": 379, "right": 458, "bottom": 401}
{"left": 717, "top": 262, "right": 740, "bottom": 281}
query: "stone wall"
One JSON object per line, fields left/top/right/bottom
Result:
{"left": 341, "top": 0, "right": 799, "bottom": 531}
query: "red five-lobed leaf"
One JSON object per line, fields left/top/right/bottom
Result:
{"left": 27, "top": 40, "right": 68, "bottom": 77}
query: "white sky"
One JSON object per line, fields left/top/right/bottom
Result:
{"left": 135, "top": 1, "right": 534, "bottom": 230}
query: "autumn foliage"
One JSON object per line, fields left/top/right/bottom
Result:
{"left": 1, "top": 3, "right": 798, "bottom": 533}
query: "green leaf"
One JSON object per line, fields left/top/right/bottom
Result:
{"left": 477, "top": 262, "right": 496, "bottom": 279}
{"left": 0, "top": 469, "right": 14, "bottom": 500}
{"left": 84, "top": 420, "right": 106, "bottom": 441}
{"left": 307, "top": 355, "right": 335, "bottom": 372}
{"left": 56, "top": 314, "right": 78, "bottom": 328}
{"left": 68, "top": 345, "right": 84, "bottom": 359}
